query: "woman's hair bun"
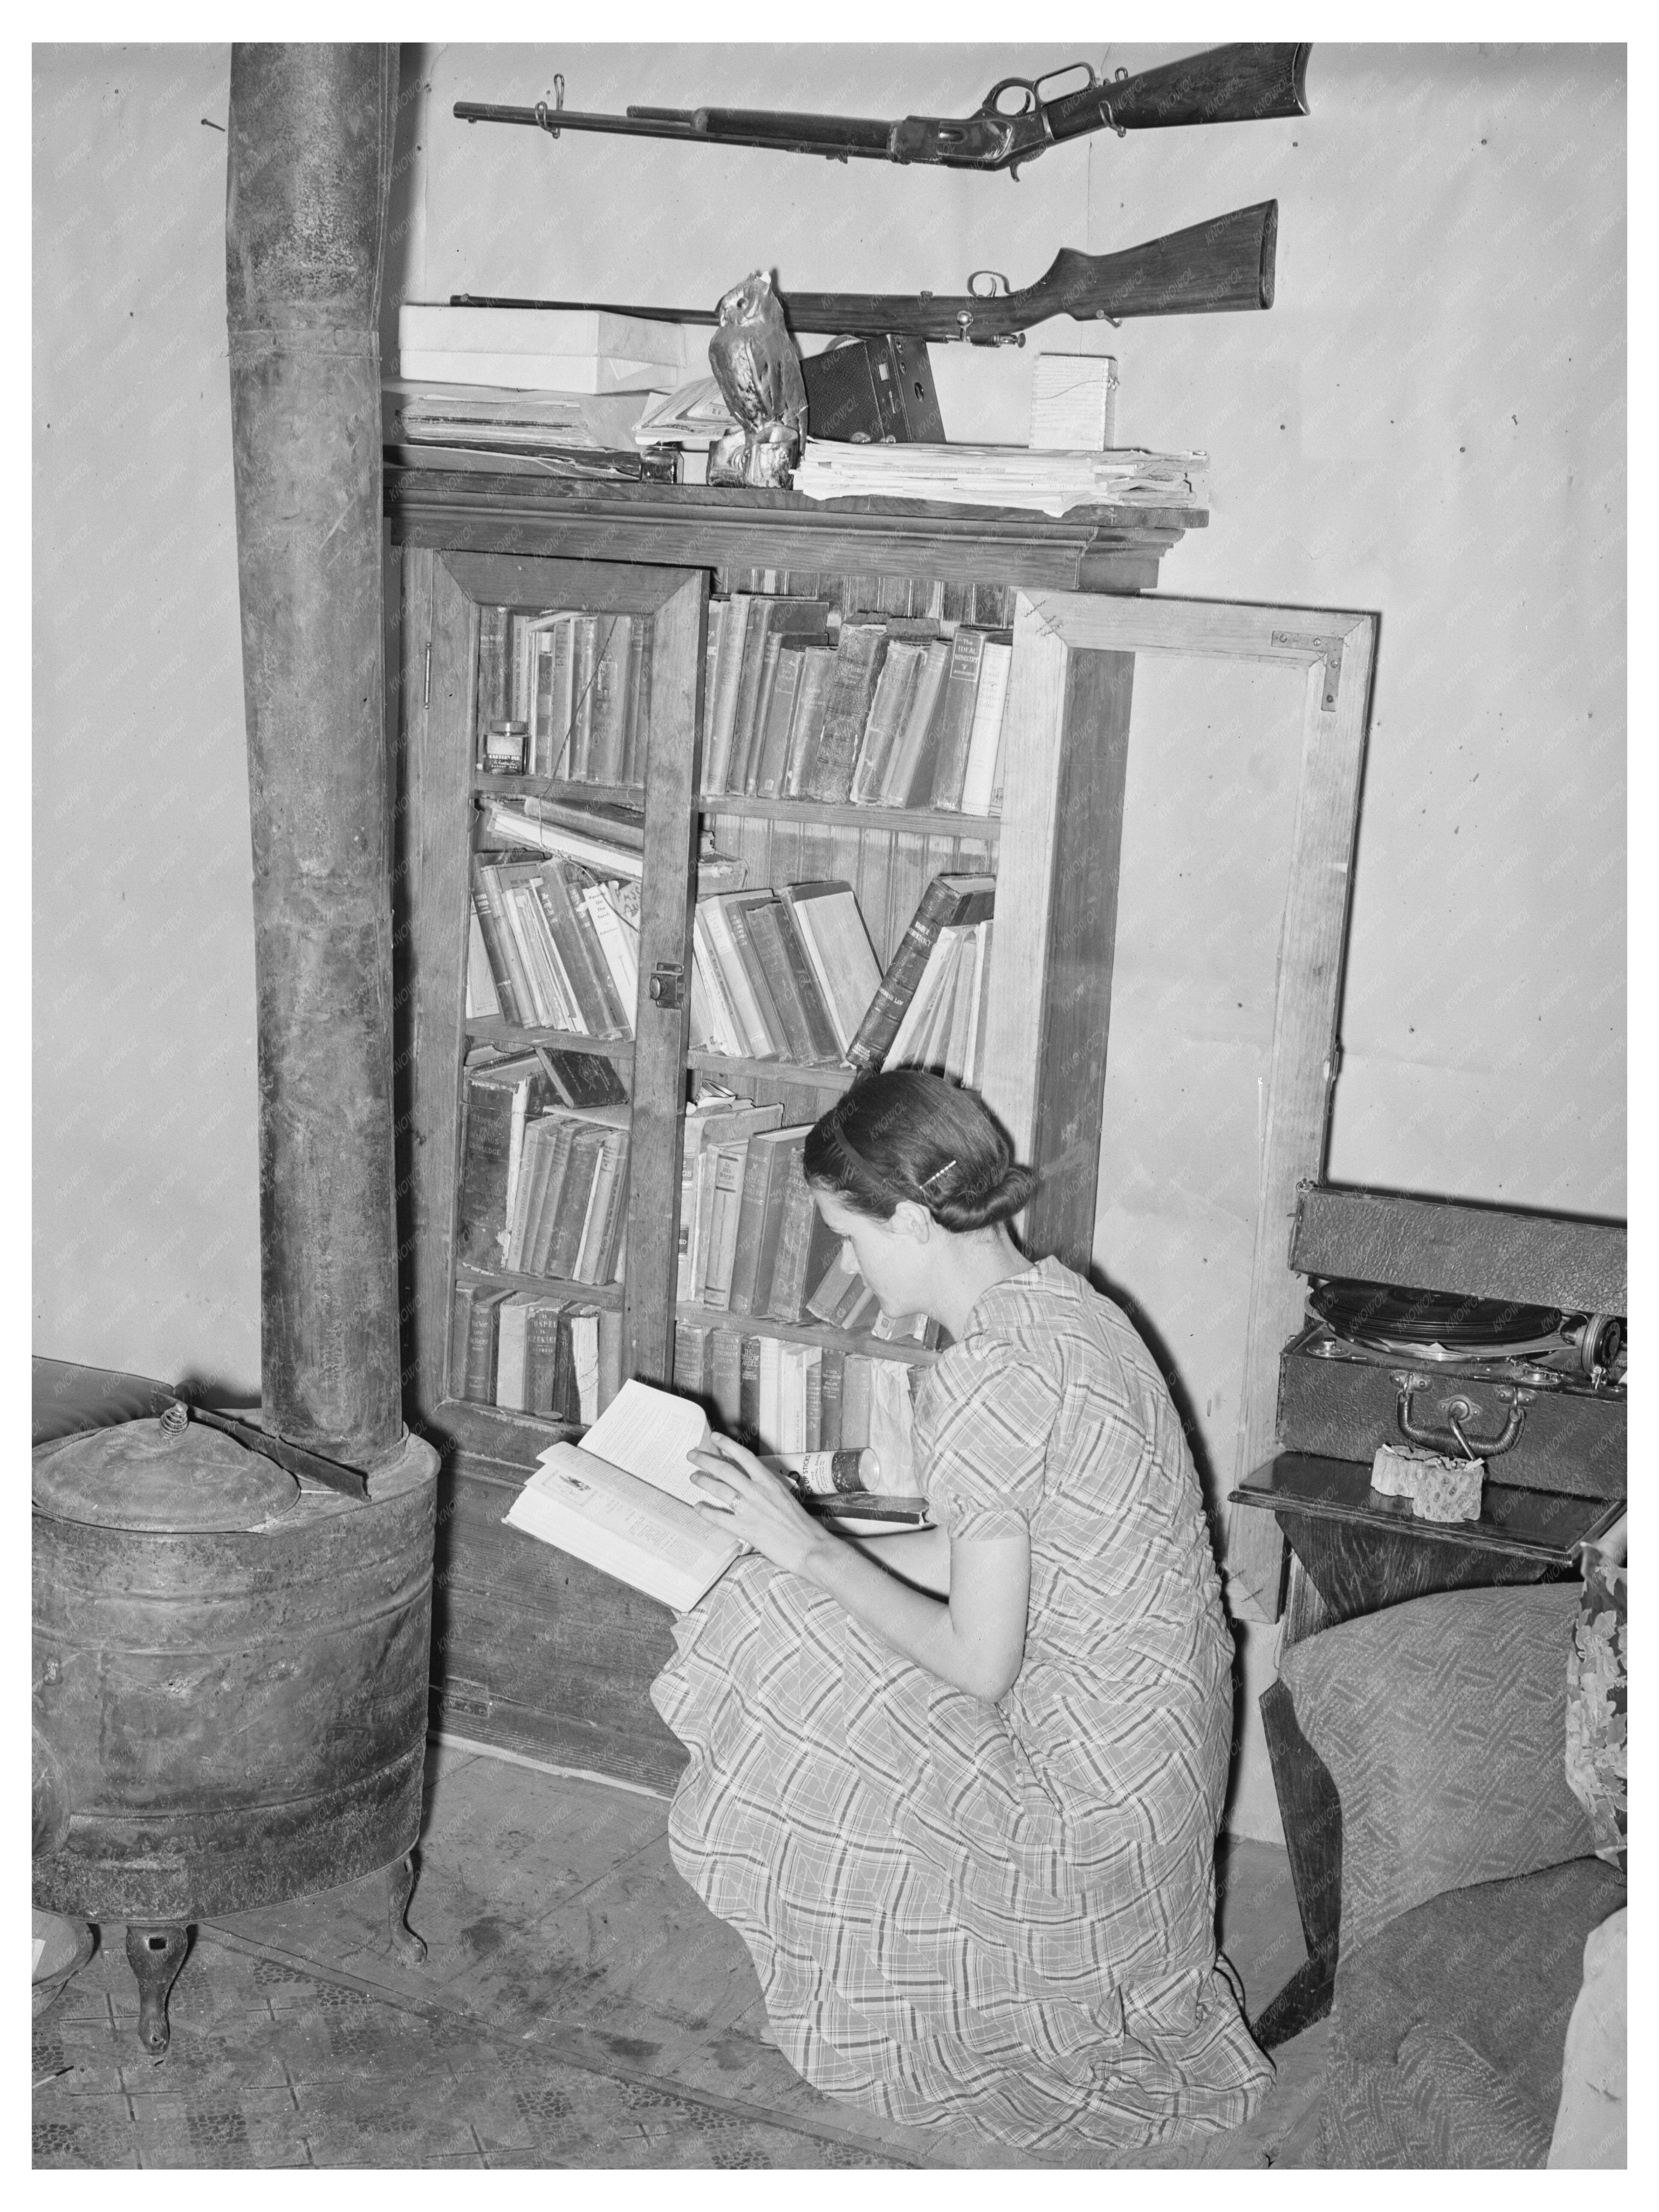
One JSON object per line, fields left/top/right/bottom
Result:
{"left": 927, "top": 1159, "right": 1037, "bottom": 1234}
{"left": 803, "top": 1069, "right": 1036, "bottom": 1233}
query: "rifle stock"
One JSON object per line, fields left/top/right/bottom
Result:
{"left": 446, "top": 203, "right": 1278, "bottom": 350}
{"left": 784, "top": 202, "right": 1278, "bottom": 340}
{"left": 1049, "top": 42, "right": 1311, "bottom": 141}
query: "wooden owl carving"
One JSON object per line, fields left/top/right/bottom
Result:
{"left": 706, "top": 270, "right": 807, "bottom": 486}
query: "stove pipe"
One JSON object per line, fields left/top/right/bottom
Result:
{"left": 226, "top": 45, "right": 402, "bottom": 1464}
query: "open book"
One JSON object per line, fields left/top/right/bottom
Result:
{"left": 502, "top": 1379, "right": 744, "bottom": 1612}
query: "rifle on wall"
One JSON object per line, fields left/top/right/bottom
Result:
{"left": 453, "top": 201, "right": 1280, "bottom": 349}
{"left": 455, "top": 43, "right": 1311, "bottom": 182}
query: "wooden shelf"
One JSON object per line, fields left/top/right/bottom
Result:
{"left": 464, "top": 1020, "right": 857, "bottom": 1092}
{"left": 674, "top": 1301, "right": 942, "bottom": 1368}
{"left": 456, "top": 1263, "right": 624, "bottom": 1305}
{"left": 702, "top": 794, "right": 1000, "bottom": 840}
{"left": 464, "top": 1019, "right": 634, "bottom": 1064}
{"left": 685, "top": 1049, "right": 855, "bottom": 1092}
{"left": 474, "top": 776, "right": 999, "bottom": 842}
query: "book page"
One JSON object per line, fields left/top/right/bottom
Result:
{"left": 508, "top": 1442, "right": 740, "bottom": 1611}
{"left": 576, "top": 1378, "right": 711, "bottom": 1508}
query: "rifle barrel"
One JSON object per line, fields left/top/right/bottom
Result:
{"left": 446, "top": 201, "right": 1277, "bottom": 350}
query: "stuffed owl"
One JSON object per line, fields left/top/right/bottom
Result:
{"left": 707, "top": 270, "right": 808, "bottom": 487}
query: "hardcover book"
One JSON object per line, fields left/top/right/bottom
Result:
{"left": 504, "top": 1380, "right": 744, "bottom": 1611}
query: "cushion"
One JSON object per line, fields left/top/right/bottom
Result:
{"left": 1318, "top": 1855, "right": 1626, "bottom": 2168}
{"left": 1564, "top": 1556, "right": 1627, "bottom": 1868}
{"left": 1278, "top": 1581, "right": 1597, "bottom": 1953}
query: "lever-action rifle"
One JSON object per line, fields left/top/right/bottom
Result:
{"left": 455, "top": 43, "right": 1310, "bottom": 182}
{"left": 452, "top": 202, "right": 1278, "bottom": 350}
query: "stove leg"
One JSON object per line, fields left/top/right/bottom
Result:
{"left": 125, "top": 1923, "right": 190, "bottom": 2055}
{"left": 386, "top": 1850, "right": 426, "bottom": 1966}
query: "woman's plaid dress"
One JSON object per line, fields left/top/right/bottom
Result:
{"left": 650, "top": 1257, "right": 1273, "bottom": 2152}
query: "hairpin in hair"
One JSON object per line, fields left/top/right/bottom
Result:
{"left": 920, "top": 1158, "right": 958, "bottom": 1192}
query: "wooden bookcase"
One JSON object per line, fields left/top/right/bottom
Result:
{"left": 387, "top": 469, "right": 1214, "bottom": 1787}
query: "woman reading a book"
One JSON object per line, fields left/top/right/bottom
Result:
{"left": 650, "top": 1069, "right": 1272, "bottom": 2155}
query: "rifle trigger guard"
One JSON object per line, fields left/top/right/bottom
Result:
{"left": 967, "top": 270, "right": 1011, "bottom": 299}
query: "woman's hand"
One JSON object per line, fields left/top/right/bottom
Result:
{"left": 687, "top": 1436, "right": 826, "bottom": 1578}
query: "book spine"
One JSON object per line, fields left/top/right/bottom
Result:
{"left": 674, "top": 1317, "right": 712, "bottom": 1399}
{"left": 749, "top": 1139, "right": 804, "bottom": 1318}
{"left": 455, "top": 1079, "right": 517, "bottom": 1269}
{"left": 751, "top": 641, "right": 805, "bottom": 799}
{"left": 524, "top": 1295, "right": 566, "bottom": 1417}
{"left": 818, "top": 1348, "right": 844, "bottom": 1451}
{"left": 476, "top": 604, "right": 510, "bottom": 761}
{"left": 597, "top": 1305, "right": 625, "bottom": 1414}
{"left": 591, "top": 615, "right": 633, "bottom": 785}
{"left": 780, "top": 645, "right": 834, "bottom": 799}
{"left": 725, "top": 603, "right": 773, "bottom": 793}
{"left": 927, "top": 628, "right": 987, "bottom": 811}
{"left": 765, "top": 1163, "right": 823, "bottom": 1325}
{"left": 737, "top": 1334, "right": 762, "bottom": 1450}
{"left": 534, "top": 864, "right": 627, "bottom": 1036}
{"left": 700, "top": 1141, "right": 750, "bottom": 1312}
{"left": 803, "top": 1346, "right": 823, "bottom": 1454}
{"left": 449, "top": 1281, "right": 477, "bottom": 1400}
{"left": 526, "top": 1117, "right": 578, "bottom": 1277}
{"left": 569, "top": 615, "right": 598, "bottom": 780}
{"left": 464, "top": 1291, "right": 505, "bottom": 1403}
{"left": 568, "top": 1306, "right": 602, "bottom": 1425}
{"left": 710, "top": 1328, "right": 743, "bottom": 1438}
{"left": 545, "top": 1131, "right": 602, "bottom": 1281}
{"left": 743, "top": 901, "right": 822, "bottom": 1064}
{"left": 725, "top": 1138, "right": 780, "bottom": 1317}
{"left": 841, "top": 1354, "right": 873, "bottom": 1450}
{"left": 717, "top": 898, "right": 788, "bottom": 1058}
{"left": 699, "top": 600, "right": 725, "bottom": 788}
{"left": 802, "top": 628, "right": 886, "bottom": 804}
{"left": 845, "top": 876, "right": 962, "bottom": 1073}
{"left": 959, "top": 638, "right": 1012, "bottom": 817}
{"left": 771, "top": 902, "right": 840, "bottom": 1063}
{"left": 622, "top": 614, "right": 652, "bottom": 787}
{"left": 473, "top": 861, "right": 530, "bottom": 1029}
{"left": 703, "top": 596, "right": 749, "bottom": 794}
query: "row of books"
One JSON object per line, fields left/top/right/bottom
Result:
{"left": 455, "top": 1051, "right": 632, "bottom": 1284}
{"left": 674, "top": 1090, "right": 937, "bottom": 1344}
{"left": 450, "top": 1270, "right": 925, "bottom": 1468}
{"left": 474, "top": 586, "right": 1015, "bottom": 818}
{"left": 699, "top": 597, "right": 1012, "bottom": 815}
{"left": 471, "top": 835, "right": 998, "bottom": 1084}
{"left": 671, "top": 1321, "right": 921, "bottom": 1474}
{"left": 477, "top": 608, "right": 655, "bottom": 784}
{"left": 450, "top": 1282, "right": 625, "bottom": 1421}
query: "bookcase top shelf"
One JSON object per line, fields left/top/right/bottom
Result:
{"left": 386, "top": 465, "right": 1200, "bottom": 595}
{"left": 475, "top": 776, "right": 1001, "bottom": 843}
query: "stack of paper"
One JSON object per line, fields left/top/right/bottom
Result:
{"left": 794, "top": 441, "right": 1209, "bottom": 518}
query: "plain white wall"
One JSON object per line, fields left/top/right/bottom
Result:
{"left": 34, "top": 43, "right": 1625, "bottom": 1836}
{"left": 33, "top": 45, "right": 260, "bottom": 1396}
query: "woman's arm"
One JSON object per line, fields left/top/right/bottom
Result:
{"left": 688, "top": 1442, "right": 1029, "bottom": 1702}
{"left": 838, "top": 1523, "right": 951, "bottom": 1596}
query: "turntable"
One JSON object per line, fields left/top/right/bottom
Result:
{"left": 1231, "top": 1183, "right": 1626, "bottom": 1625}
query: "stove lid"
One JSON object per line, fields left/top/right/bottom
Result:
{"left": 31, "top": 1412, "right": 299, "bottom": 1531}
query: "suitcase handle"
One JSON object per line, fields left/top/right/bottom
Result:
{"left": 1393, "top": 1372, "right": 1535, "bottom": 1459}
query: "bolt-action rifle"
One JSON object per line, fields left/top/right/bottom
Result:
{"left": 455, "top": 43, "right": 1311, "bottom": 182}
{"left": 452, "top": 201, "right": 1279, "bottom": 350}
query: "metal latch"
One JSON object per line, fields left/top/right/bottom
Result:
{"left": 1271, "top": 628, "right": 1345, "bottom": 713}
{"left": 649, "top": 962, "right": 686, "bottom": 1010}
